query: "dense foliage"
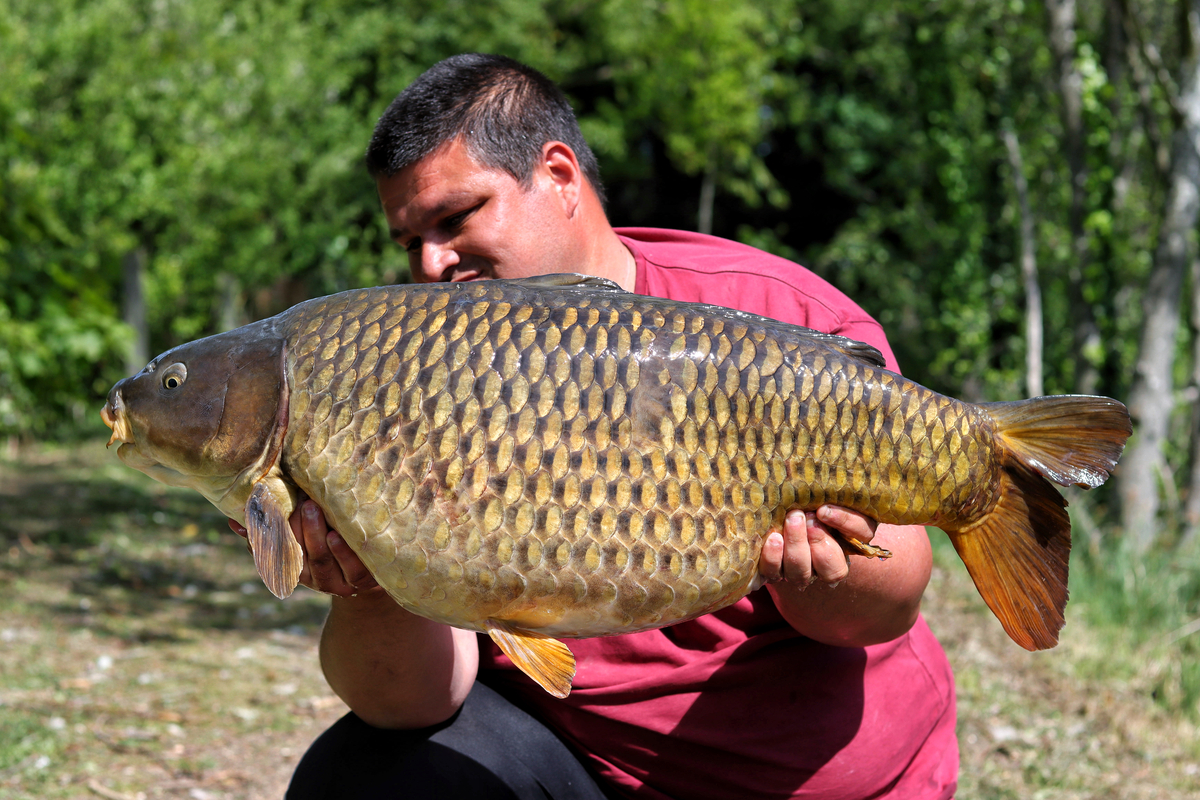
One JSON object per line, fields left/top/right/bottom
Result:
{"left": 1, "top": 0, "right": 1196, "bottom": 544}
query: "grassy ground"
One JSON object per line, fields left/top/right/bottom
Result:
{"left": 2, "top": 438, "right": 1199, "bottom": 798}
{"left": 0, "top": 440, "right": 346, "bottom": 799}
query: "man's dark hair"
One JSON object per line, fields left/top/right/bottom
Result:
{"left": 365, "top": 53, "right": 605, "bottom": 205}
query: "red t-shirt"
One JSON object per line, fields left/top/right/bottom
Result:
{"left": 480, "top": 229, "right": 958, "bottom": 799}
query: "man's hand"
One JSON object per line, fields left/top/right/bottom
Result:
{"left": 227, "top": 498, "right": 379, "bottom": 597}
{"left": 758, "top": 505, "right": 877, "bottom": 587}
{"left": 230, "top": 500, "right": 473, "bottom": 728}
{"left": 759, "top": 506, "right": 929, "bottom": 647}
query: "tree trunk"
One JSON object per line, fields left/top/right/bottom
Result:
{"left": 1183, "top": 256, "right": 1200, "bottom": 549}
{"left": 1120, "top": 0, "right": 1200, "bottom": 551}
{"left": 1105, "top": 0, "right": 1135, "bottom": 211}
{"left": 216, "top": 272, "right": 245, "bottom": 332}
{"left": 1003, "top": 127, "right": 1044, "bottom": 398}
{"left": 122, "top": 247, "right": 149, "bottom": 375}
{"left": 698, "top": 167, "right": 715, "bottom": 236}
{"left": 1047, "top": 0, "right": 1102, "bottom": 395}
{"left": 1116, "top": 0, "right": 1172, "bottom": 179}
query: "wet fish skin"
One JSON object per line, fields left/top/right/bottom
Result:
{"left": 283, "top": 280, "right": 983, "bottom": 633}
{"left": 102, "top": 275, "right": 1132, "bottom": 697}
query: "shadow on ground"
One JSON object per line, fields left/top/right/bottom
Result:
{"left": 1, "top": 446, "right": 330, "bottom": 638}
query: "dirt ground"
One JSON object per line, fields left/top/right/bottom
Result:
{"left": 1, "top": 441, "right": 1198, "bottom": 798}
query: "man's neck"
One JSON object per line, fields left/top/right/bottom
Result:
{"left": 575, "top": 195, "right": 637, "bottom": 291}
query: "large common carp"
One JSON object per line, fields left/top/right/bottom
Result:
{"left": 101, "top": 275, "right": 1131, "bottom": 697}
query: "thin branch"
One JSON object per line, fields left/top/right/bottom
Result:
{"left": 1164, "top": 616, "right": 1200, "bottom": 643}
{"left": 1001, "top": 126, "right": 1044, "bottom": 398}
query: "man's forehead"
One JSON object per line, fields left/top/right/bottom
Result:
{"left": 378, "top": 142, "right": 508, "bottom": 209}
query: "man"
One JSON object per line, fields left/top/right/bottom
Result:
{"left": 258, "top": 54, "right": 957, "bottom": 799}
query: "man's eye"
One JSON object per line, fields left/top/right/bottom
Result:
{"left": 405, "top": 237, "right": 422, "bottom": 253}
{"left": 445, "top": 203, "right": 482, "bottom": 231}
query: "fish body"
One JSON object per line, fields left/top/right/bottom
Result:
{"left": 102, "top": 275, "right": 1132, "bottom": 696}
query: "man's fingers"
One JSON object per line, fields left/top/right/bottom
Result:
{"left": 235, "top": 503, "right": 373, "bottom": 596}
{"left": 761, "top": 506, "right": 883, "bottom": 588}
{"left": 759, "top": 531, "right": 785, "bottom": 583}
{"left": 807, "top": 524, "right": 851, "bottom": 585}
{"left": 289, "top": 500, "right": 379, "bottom": 597}
{"left": 327, "top": 530, "right": 378, "bottom": 592}
{"left": 782, "top": 511, "right": 814, "bottom": 584}
{"left": 815, "top": 505, "right": 877, "bottom": 543}
{"left": 296, "top": 501, "right": 347, "bottom": 592}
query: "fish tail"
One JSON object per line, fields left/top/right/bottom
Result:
{"left": 981, "top": 395, "right": 1132, "bottom": 489}
{"left": 948, "top": 395, "right": 1131, "bottom": 651}
{"left": 948, "top": 465, "right": 1071, "bottom": 650}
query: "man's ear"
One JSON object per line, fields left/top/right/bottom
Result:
{"left": 541, "top": 141, "right": 583, "bottom": 217}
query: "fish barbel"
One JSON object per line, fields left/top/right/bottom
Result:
{"left": 101, "top": 275, "right": 1131, "bottom": 696}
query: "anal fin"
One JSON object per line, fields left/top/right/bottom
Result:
{"left": 485, "top": 620, "right": 576, "bottom": 698}
{"left": 246, "top": 479, "right": 303, "bottom": 599}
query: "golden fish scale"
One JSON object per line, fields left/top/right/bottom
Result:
{"left": 280, "top": 282, "right": 1001, "bottom": 637}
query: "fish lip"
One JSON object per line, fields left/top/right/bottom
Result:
{"left": 100, "top": 389, "right": 135, "bottom": 448}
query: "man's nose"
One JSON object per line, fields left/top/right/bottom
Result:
{"left": 413, "top": 240, "right": 460, "bottom": 282}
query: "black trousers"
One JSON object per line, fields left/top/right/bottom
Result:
{"left": 286, "top": 682, "right": 616, "bottom": 799}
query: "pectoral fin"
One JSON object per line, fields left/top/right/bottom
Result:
{"left": 485, "top": 620, "right": 576, "bottom": 698}
{"left": 245, "top": 479, "right": 303, "bottom": 599}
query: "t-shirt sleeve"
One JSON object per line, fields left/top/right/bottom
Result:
{"left": 738, "top": 281, "right": 902, "bottom": 374}
{"left": 620, "top": 229, "right": 904, "bottom": 374}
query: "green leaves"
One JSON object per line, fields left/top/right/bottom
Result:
{"left": 0, "top": 0, "right": 1178, "bottom": 445}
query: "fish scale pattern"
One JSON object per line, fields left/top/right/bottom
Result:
{"left": 279, "top": 279, "right": 1002, "bottom": 638}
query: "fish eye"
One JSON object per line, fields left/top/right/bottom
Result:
{"left": 161, "top": 364, "right": 187, "bottom": 390}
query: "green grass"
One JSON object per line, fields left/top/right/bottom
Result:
{"left": 953, "top": 484, "right": 1200, "bottom": 721}
{"left": 1066, "top": 537, "right": 1200, "bottom": 719}
{"left": 4, "top": 436, "right": 1200, "bottom": 798}
{"left": 0, "top": 437, "right": 347, "bottom": 799}
{"left": 927, "top": 513, "right": 1200, "bottom": 799}
{"left": 931, "top": 525, "right": 1200, "bottom": 717}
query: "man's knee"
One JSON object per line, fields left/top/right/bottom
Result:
{"left": 287, "top": 682, "right": 610, "bottom": 800}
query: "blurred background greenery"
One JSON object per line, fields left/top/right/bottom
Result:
{"left": 0, "top": 0, "right": 1159, "bottom": 430}
{"left": 4, "top": 0, "right": 1200, "bottom": 748}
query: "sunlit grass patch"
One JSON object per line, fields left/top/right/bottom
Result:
{"left": 6, "top": 439, "right": 1200, "bottom": 797}
{"left": 0, "top": 440, "right": 346, "bottom": 799}
{"left": 1067, "top": 537, "right": 1200, "bottom": 720}
{"left": 926, "top": 515, "right": 1200, "bottom": 799}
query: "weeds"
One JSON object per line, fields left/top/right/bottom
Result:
{"left": 1068, "top": 538, "right": 1200, "bottom": 719}
{"left": 0, "top": 439, "right": 346, "bottom": 799}
{"left": 4, "top": 439, "right": 1200, "bottom": 797}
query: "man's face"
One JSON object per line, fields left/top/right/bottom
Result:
{"left": 376, "top": 139, "right": 577, "bottom": 283}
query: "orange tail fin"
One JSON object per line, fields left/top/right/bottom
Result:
{"left": 981, "top": 395, "right": 1132, "bottom": 488}
{"left": 949, "top": 395, "right": 1131, "bottom": 651}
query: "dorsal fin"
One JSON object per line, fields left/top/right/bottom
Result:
{"left": 499, "top": 273, "right": 885, "bottom": 368}
{"left": 503, "top": 273, "right": 626, "bottom": 292}
{"left": 796, "top": 330, "right": 887, "bottom": 368}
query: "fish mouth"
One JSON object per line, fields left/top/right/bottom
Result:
{"left": 100, "top": 390, "right": 134, "bottom": 448}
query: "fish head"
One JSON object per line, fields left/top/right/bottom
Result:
{"left": 101, "top": 325, "right": 286, "bottom": 514}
